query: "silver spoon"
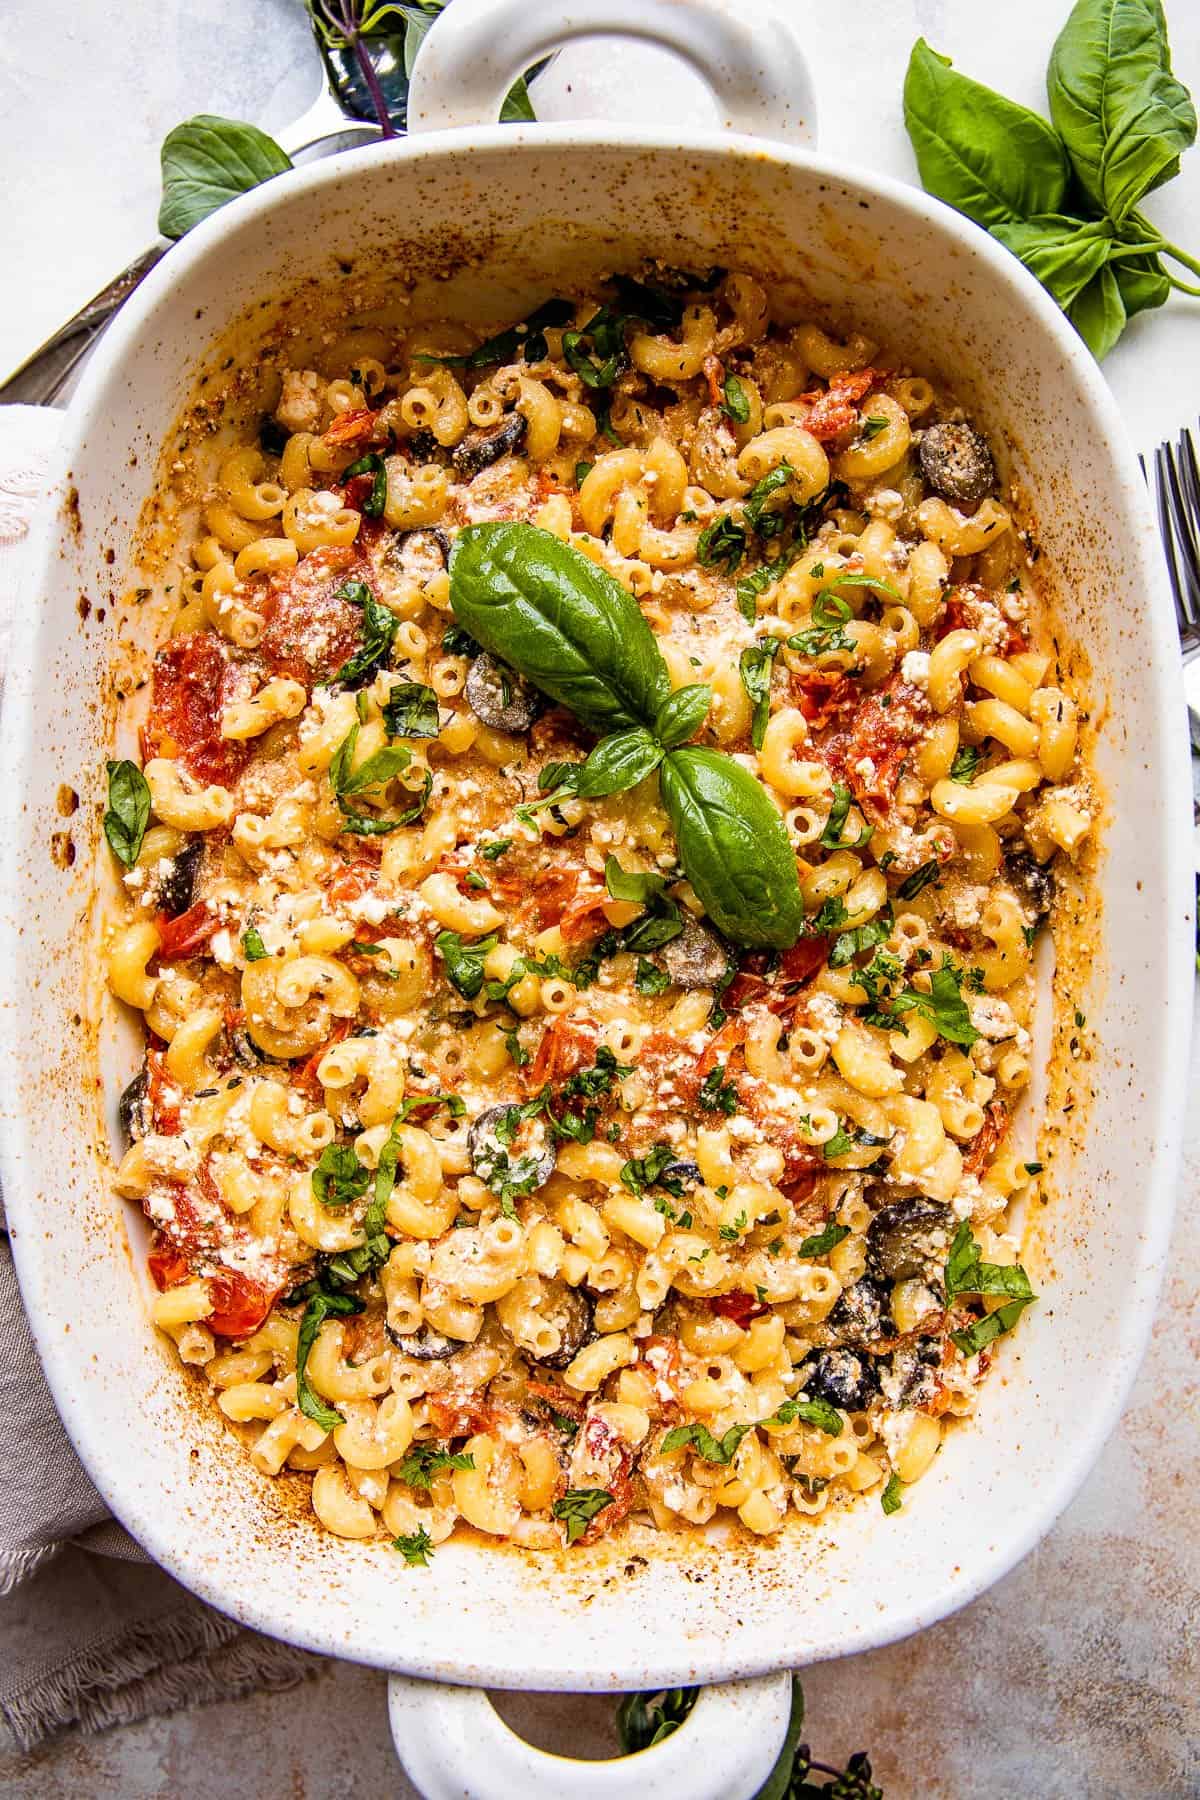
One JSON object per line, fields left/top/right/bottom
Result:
{"left": 0, "top": 60, "right": 383, "bottom": 408}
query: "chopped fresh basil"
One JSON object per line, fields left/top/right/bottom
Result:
{"left": 719, "top": 1211, "right": 749, "bottom": 1242}
{"left": 417, "top": 297, "right": 575, "bottom": 370}
{"left": 820, "top": 783, "right": 873, "bottom": 850}
{"left": 480, "top": 838, "right": 512, "bottom": 860}
{"left": 242, "top": 926, "right": 268, "bottom": 962}
{"left": 797, "top": 1221, "right": 850, "bottom": 1258}
{"left": 944, "top": 1219, "right": 1036, "bottom": 1355}
{"left": 329, "top": 724, "right": 430, "bottom": 835}
{"left": 771, "top": 1396, "right": 843, "bottom": 1436}
{"left": 891, "top": 960, "right": 980, "bottom": 1047}
{"left": 442, "top": 623, "right": 481, "bottom": 657}
{"left": 435, "top": 929, "right": 498, "bottom": 1000}
{"left": 382, "top": 682, "right": 440, "bottom": 739}
{"left": 342, "top": 451, "right": 388, "bottom": 516}
{"left": 895, "top": 858, "right": 942, "bottom": 900}
{"left": 722, "top": 373, "right": 751, "bottom": 423}
{"left": 881, "top": 1473, "right": 904, "bottom": 1515}
{"left": 296, "top": 1289, "right": 362, "bottom": 1430}
{"left": 311, "top": 1143, "right": 371, "bottom": 1209}
{"left": 860, "top": 415, "right": 889, "bottom": 441}
{"left": 335, "top": 580, "right": 399, "bottom": 688}
{"left": 739, "top": 639, "right": 782, "bottom": 750}
{"left": 635, "top": 957, "right": 670, "bottom": 996}
{"left": 660, "top": 1421, "right": 753, "bottom": 1465}
{"left": 696, "top": 511, "right": 748, "bottom": 571}
{"left": 553, "top": 1487, "right": 615, "bottom": 1543}
{"left": 949, "top": 744, "right": 981, "bottom": 784}
{"left": 698, "top": 1064, "right": 739, "bottom": 1115}
{"left": 575, "top": 460, "right": 594, "bottom": 486}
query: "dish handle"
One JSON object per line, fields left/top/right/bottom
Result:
{"left": 405, "top": 0, "right": 816, "bottom": 145}
{"left": 387, "top": 1669, "right": 796, "bottom": 1799}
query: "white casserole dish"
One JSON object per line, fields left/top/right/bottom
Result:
{"left": 0, "top": 1, "right": 1192, "bottom": 1791}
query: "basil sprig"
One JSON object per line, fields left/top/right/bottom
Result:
{"left": 448, "top": 522, "right": 803, "bottom": 949}
{"left": 904, "top": 1, "right": 1200, "bottom": 359}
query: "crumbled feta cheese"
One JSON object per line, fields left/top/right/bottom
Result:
{"left": 901, "top": 650, "right": 930, "bottom": 688}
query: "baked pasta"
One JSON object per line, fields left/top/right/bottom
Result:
{"left": 105, "top": 269, "right": 1091, "bottom": 1554}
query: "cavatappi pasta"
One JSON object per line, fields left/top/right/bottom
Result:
{"left": 107, "top": 269, "right": 1091, "bottom": 1553}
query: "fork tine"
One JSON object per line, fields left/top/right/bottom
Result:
{"left": 1160, "top": 440, "right": 1200, "bottom": 632}
{"left": 1154, "top": 444, "right": 1191, "bottom": 637}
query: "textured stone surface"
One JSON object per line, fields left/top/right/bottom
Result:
{"left": 0, "top": 1, "right": 1197, "bottom": 1794}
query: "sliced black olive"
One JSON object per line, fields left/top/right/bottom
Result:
{"left": 451, "top": 411, "right": 527, "bottom": 478}
{"left": 118, "top": 1066, "right": 151, "bottom": 1142}
{"left": 799, "top": 1347, "right": 880, "bottom": 1412}
{"left": 468, "top": 1103, "right": 557, "bottom": 1191}
{"left": 918, "top": 422, "right": 995, "bottom": 509}
{"left": 531, "top": 1283, "right": 596, "bottom": 1371}
{"left": 826, "top": 1276, "right": 892, "bottom": 1347}
{"left": 465, "top": 652, "right": 543, "bottom": 734}
{"left": 657, "top": 1160, "right": 702, "bottom": 1191}
{"left": 1004, "top": 848, "right": 1055, "bottom": 922}
{"left": 660, "top": 919, "right": 733, "bottom": 990}
{"left": 888, "top": 1335, "right": 943, "bottom": 1408}
{"left": 155, "top": 838, "right": 203, "bottom": 918}
{"left": 866, "top": 1199, "right": 954, "bottom": 1283}
{"left": 386, "top": 1322, "right": 465, "bottom": 1360}
{"left": 406, "top": 428, "right": 440, "bottom": 461}
{"left": 228, "top": 1028, "right": 266, "bottom": 1070}
{"left": 384, "top": 525, "right": 451, "bottom": 574}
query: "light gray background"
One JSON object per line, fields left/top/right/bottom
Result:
{"left": 0, "top": 2, "right": 1197, "bottom": 1794}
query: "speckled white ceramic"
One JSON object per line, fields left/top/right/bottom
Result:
{"left": 0, "top": 0, "right": 1191, "bottom": 1794}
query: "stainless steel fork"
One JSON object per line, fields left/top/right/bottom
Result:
{"left": 1145, "top": 427, "right": 1200, "bottom": 878}
{"left": 1149, "top": 425, "right": 1200, "bottom": 668}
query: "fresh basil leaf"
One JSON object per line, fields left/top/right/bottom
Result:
{"left": 895, "top": 859, "right": 942, "bottom": 899}
{"left": 772, "top": 1396, "right": 843, "bottom": 1437}
{"left": 1111, "top": 241, "right": 1171, "bottom": 316}
{"left": 158, "top": 114, "right": 292, "bottom": 239}
{"left": 1048, "top": 0, "right": 1197, "bottom": 225}
{"left": 311, "top": 1143, "right": 370, "bottom": 1209}
{"left": 395, "top": 1091, "right": 465, "bottom": 1125}
{"left": 382, "top": 681, "right": 440, "bottom": 739}
{"left": 654, "top": 683, "right": 711, "bottom": 749}
{"left": 797, "top": 1222, "right": 850, "bottom": 1258}
{"left": 659, "top": 747, "right": 805, "bottom": 950}
{"left": 575, "top": 727, "right": 663, "bottom": 799}
{"left": 552, "top": 1486, "right": 615, "bottom": 1543}
{"left": 604, "top": 855, "right": 668, "bottom": 905}
{"left": 435, "top": 929, "right": 498, "bottom": 1000}
{"left": 562, "top": 305, "right": 630, "bottom": 388}
{"left": 881, "top": 1473, "right": 905, "bottom": 1515}
{"left": 296, "top": 1290, "right": 362, "bottom": 1430}
{"left": 104, "top": 760, "right": 151, "bottom": 868}
{"left": 903, "top": 41, "right": 1071, "bottom": 232}
{"left": 952, "top": 1295, "right": 1036, "bottom": 1356}
{"left": 448, "top": 522, "right": 671, "bottom": 737}
{"left": 620, "top": 1141, "right": 685, "bottom": 1199}
{"left": 242, "top": 927, "right": 268, "bottom": 962}
{"left": 739, "top": 640, "right": 781, "bottom": 751}
{"left": 442, "top": 623, "right": 480, "bottom": 657}
{"left": 735, "top": 547, "right": 799, "bottom": 624}
{"left": 991, "top": 214, "right": 1116, "bottom": 309}
{"left": 722, "top": 373, "right": 751, "bottom": 423}
{"left": 335, "top": 582, "right": 398, "bottom": 688}
{"left": 1068, "top": 261, "right": 1129, "bottom": 359}
{"left": 343, "top": 451, "right": 388, "bottom": 517}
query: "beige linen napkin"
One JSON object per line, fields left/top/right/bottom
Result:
{"left": 0, "top": 406, "right": 321, "bottom": 1749}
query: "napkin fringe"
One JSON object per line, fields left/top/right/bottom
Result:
{"left": 0, "top": 1541, "right": 58, "bottom": 1597}
{"left": 2, "top": 1605, "right": 318, "bottom": 1750}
